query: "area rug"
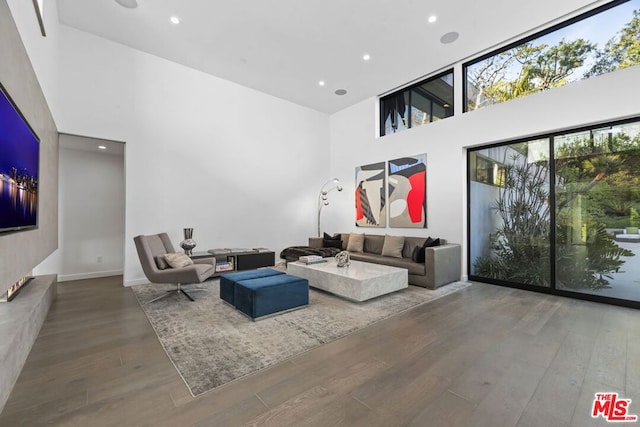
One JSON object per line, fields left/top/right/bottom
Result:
{"left": 131, "top": 278, "right": 470, "bottom": 397}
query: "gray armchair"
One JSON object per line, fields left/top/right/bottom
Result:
{"left": 134, "top": 232, "right": 216, "bottom": 303}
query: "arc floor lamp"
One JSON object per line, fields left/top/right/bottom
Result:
{"left": 317, "top": 178, "right": 343, "bottom": 237}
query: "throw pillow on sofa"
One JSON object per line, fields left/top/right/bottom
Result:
{"left": 411, "top": 237, "right": 441, "bottom": 263}
{"left": 323, "top": 232, "right": 342, "bottom": 249}
{"left": 381, "top": 235, "right": 405, "bottom": 258}
{"left": 164, "top": 252, "right": 194, "bottom": 268}
{"left": 346, "top": 233, "right": 365, "bottom": 253}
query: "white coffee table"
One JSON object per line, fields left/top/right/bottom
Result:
{"left": 288, "top": 258, "right": 408, "bottom": 302}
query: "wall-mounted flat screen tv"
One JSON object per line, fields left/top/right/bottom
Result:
{"left": 0, "top": 83, "right": 39, "bottom": 233}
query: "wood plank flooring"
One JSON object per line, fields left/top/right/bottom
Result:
{"left": 1, "top": 276, "right": 638, "bottom": 426}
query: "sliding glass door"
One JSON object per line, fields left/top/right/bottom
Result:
{"left": 469, "top": 140, "right": 551, "bottom": 288}
{"left": 554, "top": 121, "right": 640, "bottom": 301}
{"left": 468, "top": 118, "right": 640, "bottom": 306}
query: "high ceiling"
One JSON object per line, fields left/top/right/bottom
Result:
{"left": 56, "top": 0, "right": 605, "bottom": 114}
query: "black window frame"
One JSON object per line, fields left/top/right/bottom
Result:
{"left": 462, "top": 0, "right": 631, "bottom": 113}
{"left": 466, "top": 115, "right": 640, "bottom": 310}
{"left": 379, "top": 69, "right": 454, "bottom": 137}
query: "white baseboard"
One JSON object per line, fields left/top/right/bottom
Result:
{"left": 57, "top": 270, "right": 123, "bottom": 282}
{"left": 123, "top": 278, "right": 149, "bottom": 287}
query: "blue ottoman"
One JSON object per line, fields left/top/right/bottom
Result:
{"left": 234, "top": 274, "right": 309, "bottom": 320}
{"left": 220, "top": 268, "right": 285, "bottom": 305}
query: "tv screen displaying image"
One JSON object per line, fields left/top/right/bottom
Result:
{"left": 0, "top": 83, "right": 39, "bottom": 233}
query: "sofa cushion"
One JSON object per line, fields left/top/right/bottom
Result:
{"left": 381, "top": 235, "right": 405, "bottom": 258}
{"left": 363, "top": 234, "right": 384, "bottom": 254}
{"left": 427, "top": 237, "right": 441, "bottom": 247}
{"left": 402, "top": 236, "right": 427, "bottom": 259}
{"left": 346, "top": 233, "right": 365, "bottom": 253}
{"left": 350, "top": 253, "right": 425, "bottom": 275}
{"left": 323, "top": 232, "right": 342, "bottom": 248}
{"left": 412, "top": 237, "right": 441, "bottom": 263}
{"left": 340, "top": 233, "right": 350, "bottom": 250}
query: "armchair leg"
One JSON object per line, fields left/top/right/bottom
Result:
{"left": 179, "top": 289, "right": 195, "bottom": 301}
{"left": 178, "top": 283, "right": 208, "bottom": 301}
{"left": 146, "top": 283, "right": 209, "bottom": 304}
{"left": 147, "top": 290, "right": 176, "bottom": 304}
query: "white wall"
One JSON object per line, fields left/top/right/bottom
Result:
{"left": 14, "top": 6, "right": 330, "bottom": 286}
{"left": 328, "top": 65, "right": 640, "bottom": 279}
{"left": 34, "top": 140, "right": 125, "bottom": 281}
{"left": 58, "top": 26, "right": 330, "bottom": 286}
{"left": 6, "top": 0, "right": 60, "bottom": 123}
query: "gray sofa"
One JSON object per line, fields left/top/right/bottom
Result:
{"left": 309, "top": 233, "right": 461, "bottom": 290}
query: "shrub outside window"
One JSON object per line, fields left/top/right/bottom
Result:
{"left": 468, "top": 117, "right": 640, "bottom": 306}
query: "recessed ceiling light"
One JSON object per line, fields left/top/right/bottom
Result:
{"left": 363, "top": 53, "right": 371, "bottom": 61}
{"left": 319, "top": 81, "right": 326, "bottom": 86}
{"left": 115, "top": 0, "right": 138, "bottom": 8}
{"left": 335, "top": 89, "right": 347, "bottom": 96}
{"left": 170, "top": 16, "right": 180, "bottom": 24}
{"left": 98, "top": 145, "right": 107, "bottom": 150}
{"left": 440, "top": 31, "right": 459, "bottom": 44}
{"left": 428, "top": 15, "right": 437, "bottom": 23}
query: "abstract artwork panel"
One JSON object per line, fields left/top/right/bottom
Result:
{"left": 355, "top": 162, "right": 386, "bottom": 227}
{"left": 388, "top": 154, "right": 427, "bottom": 228}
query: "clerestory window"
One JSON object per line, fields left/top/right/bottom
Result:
{"left": 380, "top": 70, "right": 454, "bottom": 137}
{"left": 464, "top": 0, "right": 640, "bottom": 112}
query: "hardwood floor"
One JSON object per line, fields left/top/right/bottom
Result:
{"left": 1, "top": 276, "right": 638, "bottom": 426}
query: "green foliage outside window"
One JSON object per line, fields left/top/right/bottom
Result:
{"left": 473, "top": 152, "right": 552, "bottom": 286}
{"left": 466, "top": 3, "right": 640, "bottom": 111}
{"left": 473, "top": 127, "right": 638, "bottom": 290}
{"left": 586, "top": 10, "right": 640, "bottom": 77}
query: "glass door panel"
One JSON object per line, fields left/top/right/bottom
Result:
{"left": 469, "top": 140, "right": 551, "bottom": 287}
{"left": 554, "top": 122, "right": 640, "bottom": 302}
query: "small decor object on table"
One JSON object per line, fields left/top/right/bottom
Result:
{"left": 335, "top": 250, "right": 350, "bottom": 267}
{"left": 180, "top": 227, "right": 197, "bottom": 256}
{"left": 298, "top": 255, "right": 326, "bottom": 265}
